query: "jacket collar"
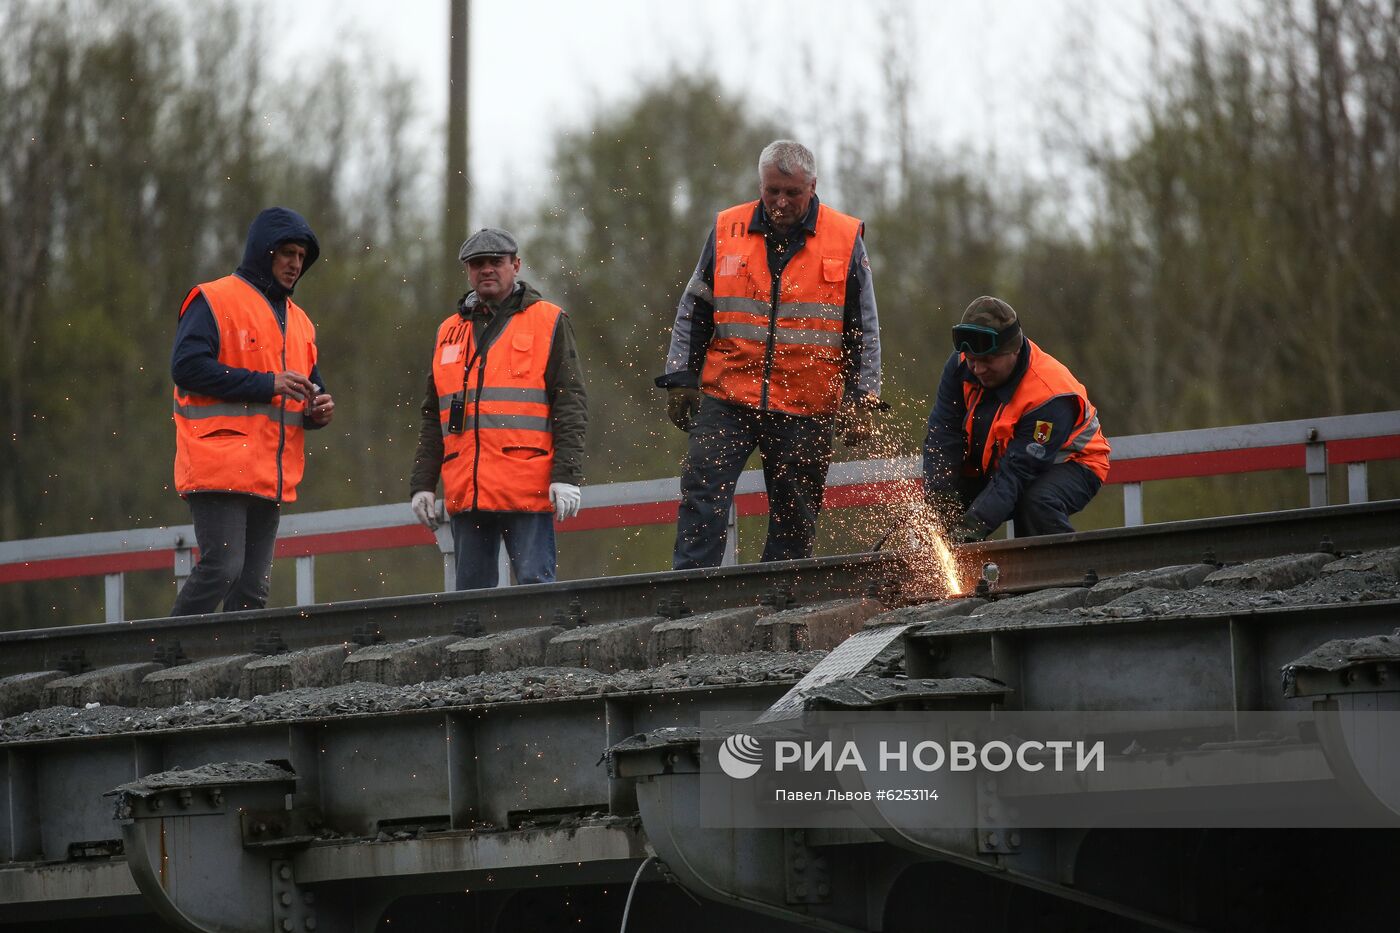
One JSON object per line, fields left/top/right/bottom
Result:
{"left": 748, "top": 195, "right": 821, "bottom": 236}
{"left": 963, "top": 339, "right": 1033, "bottom": 402}
{"left": 457, "top": 280, "right": 543, "bottom": 318}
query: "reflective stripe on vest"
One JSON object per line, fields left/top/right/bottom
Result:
{"left": 173, "top": 400, "right": 284, "bottom": 421}
{"left": 172, "top": 275, "right": 317, "bottom": 502}
{"left": 702, "top": 201, "right": 862, "bottom": 416}
{"left": 432, "top": 300, "right": 562, "bottom": 514}
{"left": 960, "top": 340, "right": 1111, "bottom": 482}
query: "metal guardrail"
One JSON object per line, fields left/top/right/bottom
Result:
{"left": 1, "top": 410, "right": 1398, "bottom": 622}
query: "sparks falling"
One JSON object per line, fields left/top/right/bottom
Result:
{"left": 820, "top": 418, "right": 968, "bottom": 598}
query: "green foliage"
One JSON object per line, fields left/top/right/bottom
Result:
{"left": 528, "top": 74, "right": 780, "bottom": 475}
{"left": 0, "top": 0, "right": 449, "bottom": 624}
{"left": 3, "top": 0, "right": 1399, "bottom": 626}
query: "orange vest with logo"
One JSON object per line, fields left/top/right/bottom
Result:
{"left": 433, "top": 300, "right": 561, "bottom": 514}
{"left": 960, "top": 339, "right": 1111, "bottom": 481}
{"left": 704, "top": 202, "right": 862, "bottom": 416}
{"left": 173, "top": 275, "right": 316, "bottom": 502}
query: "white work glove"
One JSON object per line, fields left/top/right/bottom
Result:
{"left": 549, "top": 483, "right": 582, "bottom": 522}
{"left": 410, "top": 490, "right": 439, "bottom": 531}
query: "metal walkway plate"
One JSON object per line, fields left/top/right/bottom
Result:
{"left": 757, "top": 622, "right": 921, "bottom": 722}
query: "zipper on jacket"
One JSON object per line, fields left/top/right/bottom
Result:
{"left": 466, "top": 327, "right": 487, "bottom": 513}
{"left": 760, "top": 274, "right": 780, "bottom": 411}
{"left": 275, "top": 309, "right": 287, "bottom": 502}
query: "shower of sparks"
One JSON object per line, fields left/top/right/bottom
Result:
{"left": 820, "top": 414, "right": 972, "bottom": 599}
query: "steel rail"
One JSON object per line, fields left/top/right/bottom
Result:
{"left": 0, "top": 499, "right": 1395, "bottom": 680}
{"left": 962, "top": 497, "right": 1400, "bottom": 590}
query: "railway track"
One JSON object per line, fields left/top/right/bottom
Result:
{"left": 2, "top": 499, "right": 1398, "bottom": 933}
{"left": 2, "top": 499, "right": 1394, "bottom": 680}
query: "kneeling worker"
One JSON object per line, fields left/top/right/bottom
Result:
{"left": 923, "top": 296, "right": 1110, "bottom": 543}
{"left": 409, "top": 228, "right": 589, "bottom": 588}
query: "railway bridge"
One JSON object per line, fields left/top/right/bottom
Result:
{"left": 1, "top": 412, "right": 1399, "bottom": 932}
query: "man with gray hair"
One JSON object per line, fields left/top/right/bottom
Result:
{"left": 656, "top": 140, "right": 883, "bottom": 568}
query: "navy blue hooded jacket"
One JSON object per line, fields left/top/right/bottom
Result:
{"left": 171, "top": 208, "right": 326, "bottom": 407}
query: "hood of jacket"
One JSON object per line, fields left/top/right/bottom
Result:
{"left": 235, "top": 207, "right": 321, "bottom": 300}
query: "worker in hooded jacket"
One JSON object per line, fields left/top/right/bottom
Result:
{"left": 924, "top": 296, "right": 1110, "bottom": 543}
{"left": 170, "top": 207, "right": 334, "bottom": 615}
{"left": 409, "top": 228, "right": 589, "bottom": 589}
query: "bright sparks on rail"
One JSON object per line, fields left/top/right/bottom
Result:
{"left": 815, "top": 414, "right": 969, "bottom": 597}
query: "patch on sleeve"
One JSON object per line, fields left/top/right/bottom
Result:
{"left": 1026, "top": 442, "right": 1048, "bottom": 460}
{"left": 1033, "top": 420, "right": 1053, "bottom": 444}
{"left": 860, "top": 254, "right": 871, "bottom": 271}
{"left": 439, "top": 343, "right": 462, "bottom": 365}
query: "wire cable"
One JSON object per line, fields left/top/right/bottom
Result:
{"left": 619, "top": 854, "right": 655, "bottom": 932}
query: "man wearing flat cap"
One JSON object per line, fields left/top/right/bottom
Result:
{"left": 409, "top": 228, "right": 589, "bottom": 589}
{"left": 923, "top": 296, "right": 1110, "bottom": 544}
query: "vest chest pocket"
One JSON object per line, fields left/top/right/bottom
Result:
{"left": 717, "top": 254, "right": 763, "bottom": 301}
{"left": 813, "top": 256, "right": 847, "bottom": 306}
{"left": 510, "top": 329, "right": 535, "bottom": 377}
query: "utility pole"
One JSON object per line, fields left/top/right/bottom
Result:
{"left": 446, "top": 0, "right": 470, "bottom": 257}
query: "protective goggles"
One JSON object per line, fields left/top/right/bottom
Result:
{"left": 952, "top": 321, "right": 1020, "bottom": 356}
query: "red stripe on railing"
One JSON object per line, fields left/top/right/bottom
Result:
{"left": 274, "top": 524, "right": 434, "bottom": 558}
{"left": 1106, "top": 445, "right": 1304, "bottom": 484}
{"left": 825, "top": 479, "right": 922, "bottom": 508}
{"left": 1327, "top": 435, "right": 1400, "bottom": 464}
{"left": 735, "top": 491, "right": 770, "bottom": 517}
{"left": 558, "top": 501, "right": 677, "bottom": 532}
{"left": 0, "top": 549, "right": 175, "bottom": 584}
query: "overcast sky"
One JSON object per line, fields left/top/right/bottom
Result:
{"left": 281, "top": 1, "right": 1198, "bottom": 220}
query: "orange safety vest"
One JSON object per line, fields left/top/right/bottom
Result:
{"left": 433, "top": 300, "right": 562, "bottom": 514}
{"left": 703, "top": 201, "right": 862, "bottom": 416}
{"left": 961, "top": 339, "right": 1111, "bottom": 482}
{"left": 172, "top": 275, "right": 317, "bottom": 502}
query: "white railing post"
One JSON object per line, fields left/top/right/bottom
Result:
{"left": 433, "top": 522, "right": 455, "bottom": 593}
{"left": 496, "top": 542, "right": 511, "bottom": 588}
{"left": 295, "top": 555, "right": 316, "bottom": 605}
{"left": 721, "top": 502, "right": 739, "bottom": 566}
{"left": 173, "top": 536, "right": 194, "bottom": 598}
{"left": 1304, "top": 432, "right": 1328, "bottom": 507}
{"left": 104, "top": 573, "right": 125, "bottom": 623}
{"left": 1347, "top": 463, "right": 1369, "bottom": 504}
{"left": 1123, "top": 482, "right": 1144, "bottom": 527}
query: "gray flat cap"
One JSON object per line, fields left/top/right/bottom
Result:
{"left": 458, "top": 227, "right": 519, "bottom": 263}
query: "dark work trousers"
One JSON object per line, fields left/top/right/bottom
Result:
{"left": 171, "top": 492, "right": 280, "bottom": 616}
{"left": 673, "top": 396, "right": 835, "bottom": 569}
{"left": 450, "top": 510, "right": 557, "bottom": 590}
{"left": 957, "top": 461, "right": 1102, "bottom": 537}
